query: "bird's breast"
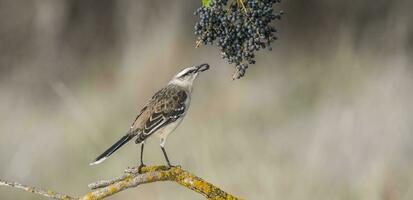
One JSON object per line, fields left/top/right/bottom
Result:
{"left": 155, "top": 118, "right": 183, "bottom": 139}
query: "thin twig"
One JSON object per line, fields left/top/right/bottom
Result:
{"left": 0, "top": 179, "right": 74, "bottom": 200}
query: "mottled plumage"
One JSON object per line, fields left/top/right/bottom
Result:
{"left": 132, "top": 85, "right": 189, "bottom": 143}
{"left": 90, "top": 64, "right": 209, "bottom": 167}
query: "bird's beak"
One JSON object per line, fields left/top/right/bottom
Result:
{"left": 194, "top": 63, "right": 209, "bottom": 73}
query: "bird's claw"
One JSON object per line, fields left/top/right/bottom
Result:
{"left": 166, "top": 164, "right": 181, "bottom": 170}
{"left": 138, "top": 164, "right": 146, "bottom": 174}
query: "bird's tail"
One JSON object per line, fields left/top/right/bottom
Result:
{"left": 90, "top": 134, "right": 135, "bottom": 165}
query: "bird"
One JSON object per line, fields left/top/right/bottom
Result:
{"left": 90, "top": 63, "right": 210, "bottom": 170}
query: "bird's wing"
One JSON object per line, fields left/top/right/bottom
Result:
{"left": 127, "top": 105, "right": 148, "bottom": 136}
{"left": 131, "top": 106, "right": 147, "bottom": 127}
{"left": 136, "top": 89, "right": 188, "bottom": 142}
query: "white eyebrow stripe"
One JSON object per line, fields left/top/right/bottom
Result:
{"left": 176, "top": 69, "right": 189, "bottom": 77}
{"left": 176, "top": 68, "right": 195, "bottom": 77}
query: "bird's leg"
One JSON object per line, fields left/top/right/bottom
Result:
{"left": 161, "top": 146, "right": 172, "bottom": 169}
{"left": 140, "top": 142, "right": 145, "bottom": 166}
{"left": 160, "top": 138, "right": 176, "bottom": 169}
{"left": 138, "top": 142, "right": 146, "bottom": 173}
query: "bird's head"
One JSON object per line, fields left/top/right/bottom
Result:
{"left": 169, "top": 63, "right": 209, "bottom": 88}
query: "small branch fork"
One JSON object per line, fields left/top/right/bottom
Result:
{"left": 0, "top": 166, "right": 241, "bottom": 200}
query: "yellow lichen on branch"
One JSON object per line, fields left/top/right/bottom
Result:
{"left": 0, "top": 166, "right": 241, "bottom": 200}
{"left": 83, "top": 166, "right": 240, "bottom": 200}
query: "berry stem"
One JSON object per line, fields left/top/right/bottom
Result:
{"left": 237, "top": 0, "right": 248, "bottom": 13}
{"left": 195, "top": 40, "right": 203, "bottom": 48}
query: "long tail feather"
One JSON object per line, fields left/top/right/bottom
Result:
{"left": 90, "top": 134, "right": 134, "bottom": 165}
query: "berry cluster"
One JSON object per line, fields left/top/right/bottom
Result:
{"left": 194, "top": 0, "right": 282, "bottom": 79}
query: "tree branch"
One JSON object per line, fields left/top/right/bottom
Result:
{"left": 0, "top": 166, "right": 241, "bottom": 200}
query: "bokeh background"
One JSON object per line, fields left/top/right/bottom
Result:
{"left": 1, "top": 0, "right": 413, "bottom": 199}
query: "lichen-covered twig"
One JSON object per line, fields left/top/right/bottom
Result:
{"left": 0, "top": 179, "right": 74, "bottom": 200}
{"left": 83, "top": 165, "right": 241, "bottom": 200}
{"left": 0, "top": 166, "right": 241, "bottom": 200}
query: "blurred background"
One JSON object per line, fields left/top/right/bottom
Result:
{"left": 0, "top": 0, "right": 412, "bottom": 199}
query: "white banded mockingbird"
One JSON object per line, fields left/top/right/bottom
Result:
{"left": 90, "top": 64, "right": 209, "bottom": 170}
